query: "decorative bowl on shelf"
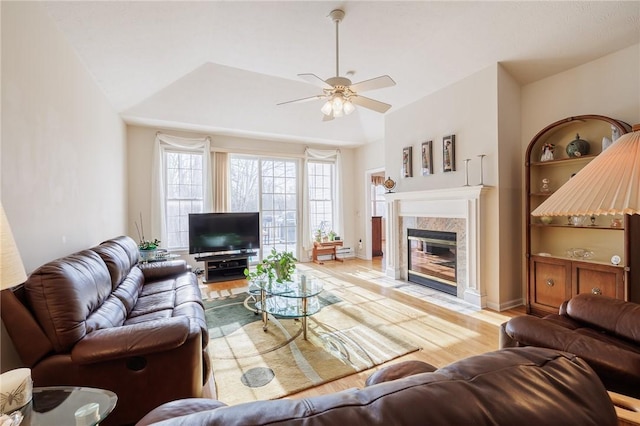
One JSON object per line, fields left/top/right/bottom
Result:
{"left": 566, "top": 248, "right": 594, "bottom": 259}
{"left": 570, "top": 215, "right": 587, "bottom": 226}
{"left": 540, "top": 216, "right": 553, "bottom": 225}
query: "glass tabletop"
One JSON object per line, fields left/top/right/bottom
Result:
{"left": 18, "top": 386, "right": 117, "bottom": 426}
{"left": 250, "top": 275, "right": 324, "bottom": 298}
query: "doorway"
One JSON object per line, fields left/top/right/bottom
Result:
{"left": 368, "top": 170, "right": 387, "bottom": 258}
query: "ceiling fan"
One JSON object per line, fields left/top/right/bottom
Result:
{"left": 278, "top": 9, "right": 396, "bottom": 120}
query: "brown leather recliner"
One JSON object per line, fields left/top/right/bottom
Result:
{"left": 501, "top": 293, "right": 640, "bottom": 398}
{"left": 135, "top": 347, "right": 617, "bottom": 426}
{"left": 1, "top": 236, "right": 210, "bottom": 426}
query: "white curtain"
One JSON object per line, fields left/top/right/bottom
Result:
{"left": 302, "top": 148, "right": 343, "bottom": 254}
{"left": 151, "top": 133, "right": 213, "bottom": 246}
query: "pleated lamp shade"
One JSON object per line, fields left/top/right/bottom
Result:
{"left": 532, "top": 125, "right": 640, "bottom": 217}
{"left": 1, "top": 203, "right": 27, "bottom": 289}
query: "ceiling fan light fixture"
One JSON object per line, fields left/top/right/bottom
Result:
{"left": 331, "top": 95, "right": 344, "bottom": 113}
{"left": 321, "top": 100, "right": 333, "bottom": 116}
{"left": 343, "top": 100, "right": 355, "bottom": 115}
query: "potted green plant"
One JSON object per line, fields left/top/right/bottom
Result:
{"left": 328, "top": 230, "right": 337, "bottom": 241}
{"left": 135, "top": 213, "right": 160, "bottom": 261}
{"left": 244, "top": 248, "right": 297, "bottom": 285}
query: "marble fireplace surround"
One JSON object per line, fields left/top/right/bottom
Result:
{"left": 384, "top": 186, "right": 489, "bottom": 308}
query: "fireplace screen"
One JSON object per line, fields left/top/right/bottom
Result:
{"left": 407, "top": 229, "right": 457, "bottom": 295}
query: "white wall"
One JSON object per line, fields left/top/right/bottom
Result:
{"left": 1, "top": 2, "right": 127, "bottom": 371}
{"left": 126, "top": 125, "right": 356, "bottom": 268}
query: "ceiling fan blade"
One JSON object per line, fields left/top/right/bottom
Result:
{"left": 349, "top": 75, "right": 396, "bottom": 93}
{"left": 350, "top": 95, "right": 392, "bottom": 113}
{"left": 277, "top": 94, "right": 327, "bottom": 106}
{"left": 322, "top": 113, "right": 334, "bottom": 122}
{"left": 298, "top": 73, "right": 333, "bottom": 90}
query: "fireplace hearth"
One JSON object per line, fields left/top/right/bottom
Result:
{"left": 407, "top": 229, "right": 457, "bottom": 295}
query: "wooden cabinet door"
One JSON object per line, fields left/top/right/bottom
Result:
{"left": 572, "top": 261, "right": 624, "bottom": 299}
{"left": 372, "top": 216, "right": 383, "bottom": 257}
{"left": 529, "top": 256, "right": 571, "bottom": 314}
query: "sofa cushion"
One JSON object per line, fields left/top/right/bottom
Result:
{"left": 92, "top": 236, "right": 139, "bottom": 290}
{"left": 25, "top": 250, "right": 112, "bottom": 352}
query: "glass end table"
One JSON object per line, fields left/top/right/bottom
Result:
{"left": 13, "top": 386, "right": 117, "bottom": 426}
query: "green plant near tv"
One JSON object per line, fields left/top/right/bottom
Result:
{"left": 244, "top": 248, "right": 297, "bottom": 284}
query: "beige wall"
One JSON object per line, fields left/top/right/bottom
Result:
{"left": 521, "top": 44, "right": 640, "bottom": 140}
{"left": 126, "top": 125, "right": 356, "bottom": 267}
{"left": 383, "top": 64, "right": 519, "bottom": 310}
{"left": 496, "top": 65, "right": 523, "bottom": 306}
{"left": 1, "top": 2, "right": 127, "bottom": 371}
{"left": 353, "top": 140, "right": 385, "bottom": 260}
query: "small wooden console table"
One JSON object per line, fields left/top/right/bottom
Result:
{"left": 312, "top": 241, "right": 344, "bottom": 264}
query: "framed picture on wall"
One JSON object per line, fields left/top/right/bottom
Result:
{"left": 443, "top": 134, "right": 456, "bottom": 172}
{"left": 402, "top": 146, "right": 413, "bottom": 178}
{"left": 421, "top": 141, "right": 433, "bottom": 176}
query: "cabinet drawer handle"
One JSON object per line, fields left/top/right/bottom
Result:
{"left": 546, "top": 278, "right": 554, "bottom": 287}
{"left": 591, "top": 287, "right": 602, "bottom": 295}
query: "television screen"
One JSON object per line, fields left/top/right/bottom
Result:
{"left": 189, "top": 212, "right": 260, "bottom": 254}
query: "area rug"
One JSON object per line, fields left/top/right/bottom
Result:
{"left": 204, "top": 281, "right": 421, "bottom": 405}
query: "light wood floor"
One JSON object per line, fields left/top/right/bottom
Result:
{"left": 201, "top": 257, "right": 526, "bottom": 400}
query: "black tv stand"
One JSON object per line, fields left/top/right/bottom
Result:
{"left": 196, "top": 252, "right": 256, "bottom": 283}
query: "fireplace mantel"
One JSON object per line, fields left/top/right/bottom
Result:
{"left": 384, "top": 186, "right": 490, "bottom": 308}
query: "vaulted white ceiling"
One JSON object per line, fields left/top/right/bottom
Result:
{"left": 43, "top": 1, "right": 640, "bottom": 147}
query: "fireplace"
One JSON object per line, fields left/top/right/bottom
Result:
{"left": 383, "top": 186, "right": 488, "bottom": 308}
{"left": 407, "top": 229, "right": 457, "bottom": 295}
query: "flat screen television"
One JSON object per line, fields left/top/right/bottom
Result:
{"left": 189, "top": 212, "right": 260, "bottom": 255}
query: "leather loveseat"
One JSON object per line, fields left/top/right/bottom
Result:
{"left": 1, "top": 236, "right": 210, "bottom": 425}
{"left": 501, "top": 293, "right": 640, "bottom": 398}
{"left": 135, "top": 347, "right": 617, "bottom": 426}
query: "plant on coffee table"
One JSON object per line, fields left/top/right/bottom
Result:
{"left": 244, "top": 248, "right": 297, "bottom": 285}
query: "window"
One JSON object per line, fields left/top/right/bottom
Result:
{"left": 165, "top": 151, "right": 203, "bottom": 249}
{"left": 308, "top": 161, "right": 334, "bottom": 237}
{"left": 230, "top": 155, "right": 298, "bottom": 255}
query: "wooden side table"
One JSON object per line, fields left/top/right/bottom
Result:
{"left": 312, "top": 241, "right": 344, "bottom": 264}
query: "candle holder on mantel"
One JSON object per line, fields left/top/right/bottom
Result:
{"left": 463, "top": 159, "right": 471, "bottom": 186}
{"left": 478, "top": 154, "right": 486, "bottom": 185}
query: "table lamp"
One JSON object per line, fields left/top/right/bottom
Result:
{"left": 0, "top": 203, "right": 31, "bottom": 422}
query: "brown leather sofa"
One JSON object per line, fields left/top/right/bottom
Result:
{"left": 135, "top": 347, "right": 617, "bottom": 426}
{"left": 501, "top": 294, "right": 640, "bottom": 398}
{"left": 1, "top": 236, "right": 210, "bottom": 425}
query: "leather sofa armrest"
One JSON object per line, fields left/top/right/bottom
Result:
{"left": 72, "top": 317, "right": 192, "bottom": 364}
{"left": 559, "top": 300, "right": 569, "bottom": 315}
{"left": 138, "top": 260, "right": 189, "bottom": 280}
{"left": 365, "top": 360, "right": 437, "bottom": 386}
{"left": 136, "top": 398, "right": 227, "bottom": 426}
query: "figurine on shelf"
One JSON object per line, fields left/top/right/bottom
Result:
{"left": 540, "top": 178, "right": 551, "bottom": 193}
{"left": 541, "top": 143, "right": 555, "bottom": 162}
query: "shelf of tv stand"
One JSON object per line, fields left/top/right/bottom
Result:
{"left": 197, "top": 252, "right": 256, "bottom": 283}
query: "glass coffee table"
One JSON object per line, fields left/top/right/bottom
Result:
{"left": 253, "top": 276, "right": 323, "bottom": 340}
